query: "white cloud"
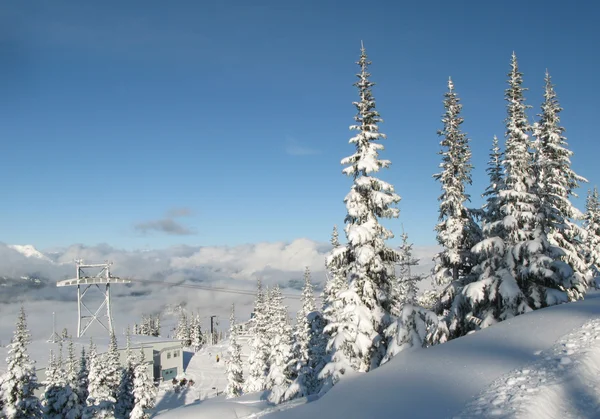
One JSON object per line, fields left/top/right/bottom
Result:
{"left": 285, "top": 137, "right": 320, "bottom": 156}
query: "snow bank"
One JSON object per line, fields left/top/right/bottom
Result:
{"left": 152, "top": 292, "right": 600, "bottom": 418}
{"left": 265, "top": 292, "right": 600, "bottom": 419}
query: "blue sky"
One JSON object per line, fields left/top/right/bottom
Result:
{"left": 0, "top": 0, "right": 598, "bottom": 250}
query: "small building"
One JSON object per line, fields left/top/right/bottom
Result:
{"left": 0, "top": 334, "right": 184, "bottom": 395}
{"left": 149, "top": 340, "right": 184, "bottom": 381}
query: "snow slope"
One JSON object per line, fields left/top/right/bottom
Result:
{"left": 458, "top": 318, "right": 600, "bottom": 418}
{"left": 157, "top": 291, "right": 600, "bottom": 418}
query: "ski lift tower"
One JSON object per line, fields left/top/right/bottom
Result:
{"left": 56, "top": 260, "right": 131, "bottom": 338}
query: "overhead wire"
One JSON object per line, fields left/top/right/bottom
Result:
{"left": 121, "top": 277, "right": 312, "bottom": 300}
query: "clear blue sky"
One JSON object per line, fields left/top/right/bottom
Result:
{"left": 0, "top": 0, "right": 598, "bottom": 250}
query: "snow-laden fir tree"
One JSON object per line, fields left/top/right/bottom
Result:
{"left": 532, "top": 70, "right": 588, "bottom": 297}
{"left": 84, "top": 339, "right": 116, "bottom": 419}
{"left": 115, "top": 331, "right": 135, "bottom": 419}
{"left": 482, "top": 136, "right": 504, "bottom": 225}
{"left": 383, "top": 232, "right": 448, "bottom": 364}
{"left": 0, "top": 306, "right": 43, "bottom": 419}
{"left": 130, "top": 350, "right": 156, "bottom": 419}
{"left": 323, "top": 226, "right": 347, "bottom": 310}
{"left": 320, "top": 42, "right": 401, "bottom": 386}
{"left": 265, "top": 286, "right": 295, "bottom": 404}
{"left": 175, "top": 311, "right": 191, "bottom": 347}
{"left": 76, "top": 346, "right": 89, "bottom": 410}
{"left": 42, "top": 350, "right": 63, "bottom": 418}
{"left": 432, "top": 78, "right": 481, "bottom": 286}
{"left": 583, "top": 187, "right": 600, "bottom": 284}
{"left": 65, "top": 339, "right": 83, "bottom": 419}
{"left": 244, "top": 280, "right": 270, "bottom": 394}
{"left": 101, "top": 331, "right": 122, "bottom": 412}
{"left": 321, "top": 227, "right": 347, "bottom": 356}
{"left": 434, "top": 136, "right": 505, "bottom": 322}
{"left": 285, "top": 267, "right": 324, "bottom": 401}
{"left": 190, "top": 313, "right": 204, "bottom": 352}
{"left": 225, "top": 304, "right": 244, "bottom": 398}
{"left": 43, "top": 346, "right": 80, "bottom": 419}
{"left": 444, "top": 53, "right": 575, "bottom": 337}
{"left": 392, "top": 231, "right": 423, "bottom": 314}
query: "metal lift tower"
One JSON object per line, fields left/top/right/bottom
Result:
{"left": 57, "top": 260, "right": 131, "bottom": 338}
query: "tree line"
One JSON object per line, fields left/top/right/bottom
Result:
{"left": 223, "top": 44, "right": 600, "bottom": 403}
{"left": 0, "top": 308, "right": 157, "bottom": 419}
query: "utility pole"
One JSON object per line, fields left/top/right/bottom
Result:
{"left": 210, "top": 315, "right": 217, "bottom": 345}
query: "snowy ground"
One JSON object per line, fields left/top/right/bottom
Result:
{"left": 153, "top": 334, "right": 252, "bottom": 415}
{"left": 155, "top": 291, "right": 600, "bottom": 418}
{"left": 457, "top": 318, "right": 600, "bottom": 418}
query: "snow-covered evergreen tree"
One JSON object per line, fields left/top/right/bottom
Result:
{"left": 152, "top": 315, "right": 160, "bottom": 337}
{"left": 444, "top": 53, "right": 579, "bottom": 338}
{"left": 383, "top": 232, "right": 448, "bottom": 364}
{"left": 42, "top": 350, "right": 64, "bottom": 418}
{"left": 175, "top": 312, "right": 191, "bottom": 347}
{"left": 285, "top": 268, "right": 326, "bottom": 401}
{"left": 482, "top": 136, "right": 504, "bottom": 225}
{"left": 190, "top": 313, "right": 204, "bottom": 352}
{"left": 266, "top": 286, "right": 295, "bottom": 404}
{"left": 244, "top": 280, "right": 270, "bottom": 393}
{"left": 115, "top": 332, "right": 135, "bottom": 419}
{"left": 583, "top": 187, "right": 600, "bottom": 282}
{"left": 130, "top": 350, "right": 156, "bottom": 419}
{"left": 76, "top": 346, "right": 89, "bottom": 411}
{"left": 323, "top": 226, "right": 347, "bottom": 310}
{"left": 64, "top": 339, "right": 83, "bottom": 419}
{"left": 432, "top": 78, "right": 480, "bottom": 286}
{"left": 84, "top": 339, "right": 116, "bottom": 419}
{"left": 0, "top": 307, "right": 43, "bottom": 419}
{"left": 106, "top": 332, "right": 121, "bottom": 401}
{"left": 320, "top": 42, "right": 400, "bottom": 386}
{"left": 533, "top": 70, "right": 588, "bottom": 298}
{"left": 225, "top": 304, "right": 244, "bottom": 398}
{"left": 393, "top": 232, "right": 420, "bottom": 312}
{"left": 42, "top": 346, "right": 79, "bottom": 419}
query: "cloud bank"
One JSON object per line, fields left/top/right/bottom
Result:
{"left": 0, "top": 239, "right": 439, "bottom": 345}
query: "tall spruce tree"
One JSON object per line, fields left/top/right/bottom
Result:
{"left": 130, "top": 350, "right": 156, "bottom": 419}
{"left": 0, "top": 307, "right": 43, "bottom": 419}
{"left": 383, "top": 231, "right": 448, "bottom": 364}
{"left": 433, "top": 78, "right": 480, "bottom": 286}
{"left": 266, "top": 286, "right": 295, "bottom": 404}
{"left": 225, "top": 304, "right": 244, "bottom": 398}
{"left": 285, "top": 268, "right": 323, "bottom": 401}
{"left": 115, "top": 332, "right": 135, "bottom": 419}
{"left": 84, "top": 340, "right": 115, "bottom": 419}
{"left": 444, "top": 53, "right": 577, "bottom": 338}
{"left": 76, "top": 346, "right": 89, "bottom": 411}
{"left": 244, "top": 279, "right": 270, "bottom": 393}
{"left": 190, "top": 313, "right": 204, "bottom": 352}
{"left": 321, "top": 42, "right": 401, "bottom": 387}
{"left": 323, "top": 226, "right": 346, "bottom": 309}
{"left": 175, "top": 312, "right": 191, "bottom": 347}
{"left": 533, "top": 70, "right": 587, "bottom": 298}
{"left": 42, "top": 350, "right": 63, "bottom": 418}
{"left": 482, "top": 136, "right": 504, "bottom": 225}
{"left": 583, "top": 187, "right": 600, "bottom": 283}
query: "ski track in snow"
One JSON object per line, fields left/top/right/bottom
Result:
{"left": 456, "top": 319, "right": 600, "bottom": 419}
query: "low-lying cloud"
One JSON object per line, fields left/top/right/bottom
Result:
{"left": 0, "top": 239, "right": 439, "bottom": 346}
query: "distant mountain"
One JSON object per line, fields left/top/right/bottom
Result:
{"left": 8, "top": 244, "right": 53, "bottom": 263}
